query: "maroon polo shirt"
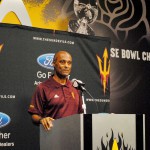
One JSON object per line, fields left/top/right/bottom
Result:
{"left": 28, "top": 76, "right": 83, "bottom": 119}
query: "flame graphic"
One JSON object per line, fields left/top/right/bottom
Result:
{"left": 96, "top": 48, "right": 110, "bottom": 94}
{"left": 98, "top": 129, "right": 135, "bottom": 150}
{"left": 112, "top": 139, "right": 119, "bottom": 150}
{"left": 0, "top": 44, "right": 3, "bottom": 53}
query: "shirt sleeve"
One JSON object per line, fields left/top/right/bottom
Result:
{"left": 28, "top": 85, "right": 45, "bottom": 116}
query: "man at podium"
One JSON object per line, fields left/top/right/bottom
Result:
{"left": 28, "top": 51, "right": 83, "bottom": 130}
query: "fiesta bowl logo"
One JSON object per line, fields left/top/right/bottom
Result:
{"left": 37, "top": 53, "right": 55, "bottom": 70}
{"left": 0, "top": 112, "right": 11, "bottom": 128}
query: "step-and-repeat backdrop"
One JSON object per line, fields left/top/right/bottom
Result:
{"left": 0, "top": 23, "right": 110, "bottom": 149}
{"left": 0, "top": 0, "right": 150, "bottom": 149}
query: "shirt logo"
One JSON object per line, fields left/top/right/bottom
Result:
{"left": 29, "top": 105, "right": 34, "bottom": 108}
{"left": 71, "top": 92, "right": 75, "bottom": 99}
{"left": 54, "top": 94, "right": 59, "bottom": 98}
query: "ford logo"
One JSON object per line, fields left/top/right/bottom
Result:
{"left": 37, "top": 53, "right": 55, "bottom": 70}
{"left": 0, "top": 112, "right": 11, "bottom": 128}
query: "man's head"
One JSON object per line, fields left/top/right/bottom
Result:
{"left": 53, "top": 51, "right": 72, "bottom": 78}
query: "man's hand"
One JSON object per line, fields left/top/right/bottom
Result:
{"left": 40, "top": 117, "right": 54, "bottom": 131}
{"left": 31, "top": 114, "right": 54, "bottom": 131}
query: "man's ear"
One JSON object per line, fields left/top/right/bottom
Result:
{"left": 52, "top": 61, "right": 55, "bottom": 67}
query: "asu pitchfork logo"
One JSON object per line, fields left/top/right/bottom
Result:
{"left": 96, "top": 48, "right": 110, "bottom": 95}
{"left": 0, "top": 44, "right": 3, "bottom": 53}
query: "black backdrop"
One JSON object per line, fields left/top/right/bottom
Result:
{"left": 67, "top": 0, "right": 150, "bottom": 149}
{"left": 0, "top": 23, "right": 110, "bottom": 150}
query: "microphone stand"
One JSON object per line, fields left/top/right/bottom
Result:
{"left": 81, "top": 91, "right": 86, "bottom": 114}
{"left": 72, "top": 78, "right": 99, "bottom": 114}
{"left": 80, "top": 86, "right": 99, "bottom": 114}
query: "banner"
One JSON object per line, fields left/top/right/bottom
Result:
{"left": 0, "top": 23, "right": 110, "bottom": 149}
{"left": 1, "top": 0, "right": 150, "bottom": 149}
{"left": 0, "top": 0, "right": 150, "bottom": 114}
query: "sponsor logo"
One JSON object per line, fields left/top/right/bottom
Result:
{"left": 37, "top": 53, "right": 55, "bottom": 70}
{"left": 0, "top": 112, "right": 11, "bottom": 128}
{"left": 96, "top": 48, "right": 110, "bottom": 95}
{"left": 37, "top": 71, "right": 52, "bottom": 78}
{"left": 54, "top": 94, "right": 59, "bottom": 98}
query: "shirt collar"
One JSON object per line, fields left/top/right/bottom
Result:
{"left": 48, "top": 76, "right": 71, "bottom": 88}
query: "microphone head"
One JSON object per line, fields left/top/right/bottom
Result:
{"left": 71, "top": 78, "right": 85, "bottom": 88}
{"left": 72, "top": 80, "right": 78, "bottom": 88}
{"left": 76, "top": 79, "right": 85, "bottom": 85}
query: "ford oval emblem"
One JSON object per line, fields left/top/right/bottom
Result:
{"left": 0, "top": 112, "right": 11, "bottom": 128}
{"left": 37, "top": 53, "right": 55, "bottom": 70}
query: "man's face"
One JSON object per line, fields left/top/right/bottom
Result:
{"left": 53, "top": 52, "right": 72, "bottom": 78}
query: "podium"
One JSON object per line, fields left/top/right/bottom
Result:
{"left": 40, "top": 114, "right": 144, "bottom": 150}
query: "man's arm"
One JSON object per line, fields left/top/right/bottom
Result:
{"left": 32, "top": 114, "right": 54, "bottom": 131}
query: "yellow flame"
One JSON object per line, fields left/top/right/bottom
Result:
{"left": 112, "top": 139, "right": 119, "bottom": 150}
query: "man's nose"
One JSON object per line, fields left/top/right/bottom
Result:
{"left": 64, "top": 62, "right": 69, "bottom": 68}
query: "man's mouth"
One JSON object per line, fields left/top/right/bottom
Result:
{"left": 62, "top": 70, "right": 70, "bottom": 74}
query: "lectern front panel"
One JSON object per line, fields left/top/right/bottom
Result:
{"left": 40, "top": 115, "right": 83, "bottom": 150}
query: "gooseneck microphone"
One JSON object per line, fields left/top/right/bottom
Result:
{"left": 71, "top": 78, "right": 99, "bottom": 114}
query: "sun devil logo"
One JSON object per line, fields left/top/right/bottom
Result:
{"left": 96, "top": 48, "right": 110, "bottom": 95}
{"left": 97, "top": 129, "right": 135, "bottom": 150}
{"left": 0, "top": 43, "right": 3, "bottom": 53}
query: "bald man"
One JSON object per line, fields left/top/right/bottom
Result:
{"left": 28, "top": 51, "right": 83, "bottom": 130}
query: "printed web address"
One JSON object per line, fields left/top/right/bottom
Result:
{"left": 0, "top": 95, "right": 15, "bottom": 99}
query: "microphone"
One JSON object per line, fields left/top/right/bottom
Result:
{"left": 71, "top": 79, "right": 86, "bottom": 91}
{"left": 71, "top": 78, "right": 100, "bottom": 113}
